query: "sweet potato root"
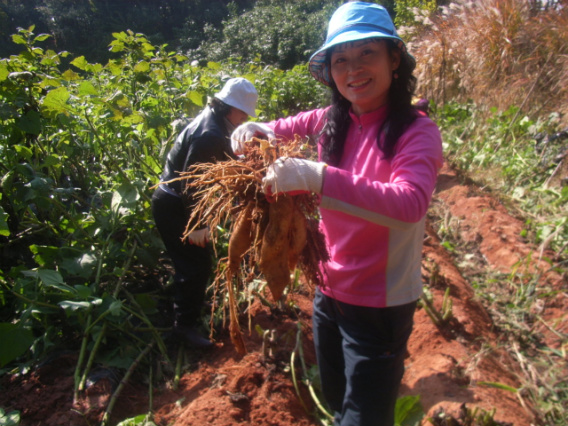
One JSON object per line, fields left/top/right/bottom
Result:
{"left": 225, "top": 201, "right": 255, "bottom": 354}
{"left": 227, "top": 201, "right": 254, "bottom": 274}
{"left": 288, "top": 204, "right": 307, "bottom": 272}
{"left": 259, "top": 195, "right": 294, "bottom": 301}
{"left": 174, "top": 136, "right": 329, "bottom": 353}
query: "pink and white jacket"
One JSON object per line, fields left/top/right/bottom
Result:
{"left": 269, "top": 105, "right": 443, "bottom": 308}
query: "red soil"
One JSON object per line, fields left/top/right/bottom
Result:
{"left": 1, "top": 163, "right": 566, "bottom": 426}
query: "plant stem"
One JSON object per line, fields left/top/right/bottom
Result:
{"left": 73, "top": 307, "right": 93, "bottom": 402}
{"left": 101, "top": 341, "right": 154, "bottom": 426}
{"left": 78, "top": 240, "right": 138, "bottom": 393}
{"left": 121, "top": 292, "right": 170, "bottom": 364}
{"left": 148, "top": 354, "right": 154, "bottom": 416}
{"left": 173, "top": 344, "right": 184, "bottom": 391}
{"left": 0, "top": 281, "right": 60, "bottom": 309}
{"left": 78, "top": 321, "right": 107, "bottom": 392}
{"left": 290, "top": 326, "right": 310, "bottom": 414}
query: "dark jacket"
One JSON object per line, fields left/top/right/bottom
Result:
{"left": 161, "top": 105, "right": 235, "bottom": 218}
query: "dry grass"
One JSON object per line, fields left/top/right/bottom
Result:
{"left": 407, "top": 0, "right": 568, "bottom": 122}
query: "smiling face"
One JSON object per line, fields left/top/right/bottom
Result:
{"left": 330, "top": 39, "right": 400, "bottom": 116}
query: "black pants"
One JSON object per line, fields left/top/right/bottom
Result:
{"left": 151, "top": 187, "right": 212, "bottom": 327}
{"left": 312, "top": 289, "right": 416, "bottom": 426}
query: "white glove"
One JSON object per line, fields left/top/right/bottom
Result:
{"left": 186, "top": 227, "right": 210, "bottom": 247}
{"left": 231, "top": 122, "right": 275, "bottom": 155}
{"left": 262, "top": 157, "right": 327, "bottom": 197}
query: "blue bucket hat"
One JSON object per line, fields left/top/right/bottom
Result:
{"left": 308, "top": 1, "right": 416, "bottom": 86}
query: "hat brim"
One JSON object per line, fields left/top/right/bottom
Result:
{"left": 308, "top": 31, "right": 416, "bottom": 86}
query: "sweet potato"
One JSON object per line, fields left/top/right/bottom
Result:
{"left": 178, "top": 137, "right": 330, "bottom": 354}
{"left": 259, "top": 194, "right": 294, "bottom": 301}
{"left": 226, "top": 266, "right": 246, "bottom": 354}
{"left": 288, "top": 204, "right": 307, "bottom": 271}
{"left": 227, "top": 201, "right": 254, "bottom": 274}
{"left": 225, "top": 201, "right": 255, "bottom": 355}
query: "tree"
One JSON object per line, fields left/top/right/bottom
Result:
{"left": 192, "top": 0, "right": 341, "bottom": 70}
{"left": 0, "top": 0, "right": 254, "bottom": 64}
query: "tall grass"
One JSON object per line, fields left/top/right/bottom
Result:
{"left": 407, "top": 0, "right": 568, "bottom": 122}
{"left": 406, "top": 2, "right": 567, "bottom": 424}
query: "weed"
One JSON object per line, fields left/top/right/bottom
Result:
{"left": 420, "top": 287, "right": 453, "bottom": 328}
{"left": 429, "top": 403, "right": 512, "bottom": 426}
{"left": 0, "top": 408, "right": 20, "bottom": 426}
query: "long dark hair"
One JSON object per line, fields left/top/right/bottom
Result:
{"left": 320, "top": 40, "right": 418, "bottom": 166}
{"left": 209, "top": 97, "right": 232, "bottom": 118}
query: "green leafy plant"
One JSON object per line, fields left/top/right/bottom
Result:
{"left": 420, "top": 287, "right": 453, "bottom": 327}
{"left": 433, "top": 99, "right": 567, "bottom": 425}
{"left": 395, "top": 395, "right": 424, "bottom": 426}
{"left": 0, "top": 408, "right": 20, "bottom": 426}
{"left": 0, "top": 26, "right": 329, "bottom": 398}
{"left": 429, "top": 403, "right": 510, "bottom": 426}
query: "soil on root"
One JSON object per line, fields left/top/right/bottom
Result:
{"left": 1, "top": 163, "right": 566, "bottom": 426}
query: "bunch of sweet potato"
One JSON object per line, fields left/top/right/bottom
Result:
{"left": 180, "top": 137, "right": 328, "bottom": 353}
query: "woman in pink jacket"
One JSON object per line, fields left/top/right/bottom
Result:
{"left": 232, "top": 2, "right": 443, "bottom": 425}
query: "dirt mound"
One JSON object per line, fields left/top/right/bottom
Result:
{"left": 1, "top": 163, "right": 566, "bottom": 426}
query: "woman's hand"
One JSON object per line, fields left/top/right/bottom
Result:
{"left": 231, "top": 122, "right": 275, "bottom": 155}
{"left": 186, "top": 227, "right": 210, "bottom": 247}
{"left": 262, "top": 157, "right": 327, "bottom": 198}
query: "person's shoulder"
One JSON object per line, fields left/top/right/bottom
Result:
{"left": 194, "top": 111, "right": 225, "bottom": 137}
{"left": 410, "top": 112, "right": 439, "bottom": 131}
{"left": 398, "top": 113, "right": 442, "bottom": 148}
{"left": 290, "top": 107, "right": 328, "bottom": 119}
{"left": 296, "top": 107, "right": 329, "bottom": 125}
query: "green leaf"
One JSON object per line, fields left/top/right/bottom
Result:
{"left": 107, "top": 61, "right": 123, "bottom": 76}
{"left": 112, "top": 182, "right": 140, "bottom": 213}
{"left": 0, "top": 323, "right": 34, "bottom": 367}
{"left": 116, "top": 414, "right": 157, "bottom": 426}
{"left": 62, "top": 69, "right": 81, "bottom": 81}
{"left": 88, "top": 63, "right": 103, "bottom": 74}
{"left": 59, "top": 252, "right": 97, "bottom": 279}
{"left": 38, "top": 269, "right": 75, "bottom": 293}
{"left": 108, "top": 300, "right": 123, "bottom": 316}
{"left": 42, "top": 87, "right": 71, "bottom": 115}
{"left": 70, "top": 56, "right": 89, "bottom": 71}
{"left": 29, "top": 244, "right": 59, "bottom": 267}
{"left": 0, "top": 205, "right": 9, "bottom": 237}
{"left": 42, "top": 154, "right": 61, "bottom": 168}
{"left": 207, "top": 61, "right": 221, "bottom": 70}
{"left": 16, "top": 109, "right": 42, "bottom": 135}
{"left": 38, "top": 269, "right": 63, "bottom": 285}
{"left": 59, "top": 300, "right": 91, "bottom": 311}
{"left": 188, "top": 90, "right": 204, "bottom": 107}
{"left": 14, "top": 144, "right": 33, "bottom": 160}
{"left": 112, "top": 31, "right": 128, "bottom": 41}
{"left": 134, "top": 60, "right": 150, "bottom": 73}
{"left": 134, "top": 293, "right": 158, "bottom": 314}
{"left": 0, "top": 62, "right": 9, "bottom": 82}
{"left": 477, "top": 381, "right": 519, "bottom": 393}
{"left": 121, "top": 112, "right": 145, "bottom": 125}
{"left": 11, "top": 34, "right": 26, "bottom": 45}
{"left": 0, "top": 408, "right": 21, "bottom": 426}
{"left": 74, "top": 285, "right": 93, "bottom": 300}
{"left": 394, "top": 395, "right": 424, "bottom": 426}
{"left": 78, "top": 81, "right": 98, "bottom": 96}
{"left": 34, "top": 33, "right": 51, "bottom": 42}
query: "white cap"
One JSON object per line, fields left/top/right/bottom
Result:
{"left": 214, "top": 77, "right": 258, "bottom": 117}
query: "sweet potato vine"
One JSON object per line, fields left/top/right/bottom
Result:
{"left": 177, "top": 137, "right": 329, "bottom": 354}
